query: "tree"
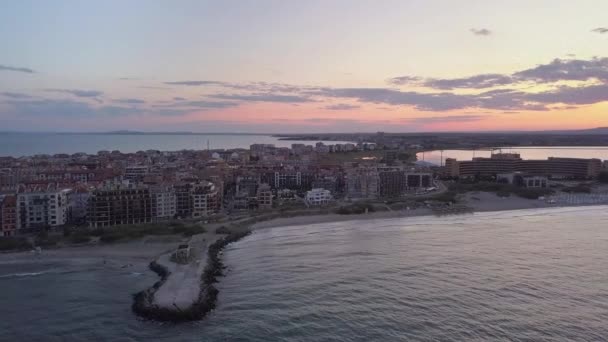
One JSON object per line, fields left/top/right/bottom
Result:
{"left": 598, "top": 171, "right": 608, "bottom": 184}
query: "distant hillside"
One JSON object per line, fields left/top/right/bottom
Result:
{"left": 541, "top": 127, "right": 608, "bottom": 135}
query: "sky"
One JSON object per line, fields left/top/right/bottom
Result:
{"left": 1, "top": 0, "right": 608, "bottom": 133}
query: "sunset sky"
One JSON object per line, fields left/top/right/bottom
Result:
{"left": 1, "top": 0, "right": 608, "bottom": 133}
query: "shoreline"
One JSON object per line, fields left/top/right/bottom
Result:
{"left": 3, "top": 192, "right": 607, "bottom": 323}
{"left": 3, "top": 192, "right": 607, "bottom": 262}
{"left": 252, "top": 192, "right": 608, "bottom": 230}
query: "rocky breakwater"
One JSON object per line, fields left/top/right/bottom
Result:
{"left": 132, "top": 231, "right": 251, "bottom": 322}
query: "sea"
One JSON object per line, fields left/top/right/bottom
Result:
{"left": 2, "top": 206, "right": 608, "bottom": 341}
{"left": 2, "top": 133, "right": 607, "bottom": 163}
{"left": 0, "top": 133, "right": 350, "bottom": 157}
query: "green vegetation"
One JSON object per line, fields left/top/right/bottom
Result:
{"left": 318, "top": 150, "right": 387, "bottom": 164}
{"left": 215, "top": 226, "right": 231, "bottom": 234}
{"left": 397, "top": 152, "right": 415, "bottom": 162}
{"left": 68, "top": 233, "right": 91, "bottom": 244}
{"left": 335, "top": 202, "right": 376, "bottom": 215}
{"left": 388, "top": 201, "right": 421, "bottom": 210}
{"left": 449, "top": 181, "right": 554, "bottom": 200}
{"left": 96, "top": 222, "right": 205, "bottom": 242}
{"left": 598, "top": 171, "right": 608, "bottom": 184}
{"left": 62, "top": 221, "right": 206, "bottom": 245}
{"left": 34, "top": 231, "right": 62, "bottom": 247}
{"left": 0, "top": 237, "right": 32, "bottom": 251}
{"left": 426, "top": 191, "right": 459, "bottom": 203}
{"left": 562, "top": 184, "right": 592, "bottom": 193}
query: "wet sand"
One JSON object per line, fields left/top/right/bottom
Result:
{"left": 252, "top": 192, "right": 571, "bottom": 230}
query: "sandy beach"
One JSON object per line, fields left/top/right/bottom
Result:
{"left": 2, "top": 191, "right": 605, "bottom": 265}
{"left": 0, "top": 235, "right": 185, "bottom": 269}
{"left": 251, "top": 192, "right": 555, "bottom": 230}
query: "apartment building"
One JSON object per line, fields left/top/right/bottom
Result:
{"left": 88, "top": 184, "right": 152, "bottom": 227}
{"left": 17, "top": 189, "right": 71, "bottom": 230}
{"left": 257, "top": 183, "right": 273, "bottom": 209}
{"left": 1, "top": 195, "right": 17, "bottom": 236}
{"left": 345, "top": 166, "right": 379, "bottom": 200}
{"left": 150, "top": 185, "right": 177, "bottom": 220}
{"left": 445, "top": 154, "right": 602, "bottom": 179}
{"left": 305, "top": 188, "right": 332, "bottom": 206}
{"left": 261, "top": 171, "right": 315, "bottom": 191}
{"left": 124, "top": 165, "right": 149, "bottom": 182}
{"left": 192, "top": 181, "right": 222, "bottom": 218}
{"left": 68, "top": 186, "right": 91, "bottom": 224}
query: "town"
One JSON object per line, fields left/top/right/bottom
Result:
{"left": 1, "top": 137, "right": 607, "bottom": 247}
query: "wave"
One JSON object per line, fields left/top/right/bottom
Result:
{"left": 0, "top": 271, "right": 51, "bottom": 279}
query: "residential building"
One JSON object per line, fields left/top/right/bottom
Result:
{"left": 305, "top": 188, "right": 332, "bottom": 206}
{"left": 257, "top": 183, "right": 273, "bottom": 209}
{"left": 192, "top": 181, "right": 221, "bottom": 218}
{"left": 88, "top": 184, "right": 152, "bottom": 227}
{"left": 124, "top": 165, "right": 149, "bottom": 182}
{"left": 68, "top": 186, "right": 91, "bottom": 224}
{"left": 345, "top": 166, "right": 379, "bottom": 200}
{"left": 250, "top": 144, "right": 275, "bottom": 158}
{"left": 236, "top": 175, "right": 259, "bottom": 197}
{"left": 1, "top": 195, "right": 17, "bottom": 236}
{"left": 378, "top": 168, "right": 433, "bottom": 198}
{"left": 17, "top": 189, "right": 71, "bottom": 230}
{"left": 446, "top": 154, "right": 602, "bottom": 179}
{"left": 497, "top": 172, "right": 548, "bottom": 188}
{"left": 150, "top": 185, "right": 177, "bottom": 220}
{"left": 174, "top": 183, "right": 193, "bottom": 218}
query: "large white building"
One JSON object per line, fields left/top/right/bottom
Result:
{"left": 345, "top": 166, "right": 379, "bottom": 200}
{"left": 17, "top": 189, "right": 71, "bottom": 230}
{"left": 305, "top": 188, "right": 333, "bottom": 206}
{"left": 192, "top": 181, "right": 221, "bottom": 218}
{"left": 150, "top": 185, "right": 177, "bottom": 220}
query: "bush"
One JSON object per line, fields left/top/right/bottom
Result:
{"left": 88, "top": 228, "right": 106, "bottom": 236}
{"left": 512, "top": 187, "right": 553, "bottom": 199}
{"left": 449, "top": 181, "right": 553, "bottom": 200}
{"left": 496, "top": 190, "right": 512, "bottom": 198}
{"left": 140, "top": 224, "right": 173, "bottom": 236}
{"left": 562, "top": 184, "right": 592, "bottom": 193}
{"left": 100, "top": 233, "right": 124, "bottom": 243}
{"left": 172, "top": 224, "right": 205, "bottom": 237}
{"left": 69, "top": 234, "right": 91, "bottom": 244}
{"left": 335, "top": 202, "right": 375, "bottom": 215}
{"left": 0, "top": 237, "right": 32, "bottom": 251}
{"left": 34, "top": 233, "right": 61, "bottom": 247}
{"left": 598, "top": 171, "right": 608, "bottom": 184}
{"left": 429, "top": 191, "right": 459, "bottom": 203}
{"left": 215, "top": 226, "right": 232, "bottom": 234}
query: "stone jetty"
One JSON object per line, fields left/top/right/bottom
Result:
{"left": 132, "top": 230, "right": 250, "bottom": 322}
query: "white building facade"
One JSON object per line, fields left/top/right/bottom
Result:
{"left": 305, "top": 188, "right": 333, "bottom": 206}
{"left": 150, "top": 186, "right": 177, "bottom": 220}
{"left": 17, "top": 189, "right": 71, "bottom": 230}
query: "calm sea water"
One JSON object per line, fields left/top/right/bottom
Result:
{"left": 418, "top": 147, "right": 608, "bottom": 165}
{"left": 0, "top": 133, "right": 348, "bottom": 157}
{"left": 2, "top": 206, "right": 608, "bottom": 341}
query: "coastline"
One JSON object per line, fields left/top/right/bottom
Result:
{"left": 2, "top": 191, "right": 605, "bottom": 262}
{"left": 3, "top": 191, "right": 607, "bottom": 323}
{"left": 251, "top": 191, "right": 599, "bottom": 230}
{"left": 0, "top": 236, "right": 182, "bottom": 266}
